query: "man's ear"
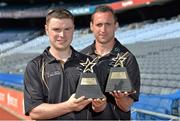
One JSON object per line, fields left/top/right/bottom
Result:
{"left": 45, "top": 25, "right": 48, "bottom": 35}
{"left": 90, "top": 22, "right": 93, "bottom": 32}
{"left": 115, "top": 22, "right": 119, "bottom": 31}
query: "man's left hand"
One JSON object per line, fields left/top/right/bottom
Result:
{"left": 92, "top": 98, "right": 107, "bottom": 112}
{"left": 110, "top": 91, "right": 133, "bottom": 112}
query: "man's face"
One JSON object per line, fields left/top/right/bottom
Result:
{"left": 45, "top": 18, "right": 74, "bottom": 51}
{"left": 91, "top": 12, "right": 117, "bottom": 44}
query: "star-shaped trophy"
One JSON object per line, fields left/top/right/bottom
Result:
{"left": 75, "top": 58, "right": 104, "bottom": 99}
{"left": 105, "top": 52, "right": 136, "bottom": 93}
{"left": 112, "top": 53, "right": 127, "bottom": 67}
{"left": 80, "top": 58, "right": 96, "bottom": 73}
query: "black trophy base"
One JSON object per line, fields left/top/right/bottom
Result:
{"left": 75, "top": 73, "right": 104, "bottom": 99}
{"left": 105, "top": 67, "right": 134, "bottom": 93}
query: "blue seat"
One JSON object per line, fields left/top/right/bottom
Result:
{"left": 0, "top": 73, "right": 23, "bottom": 89}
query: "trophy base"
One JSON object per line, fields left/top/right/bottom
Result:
{"left": 75, "top": 73, "right": 104, "bottom": 99}
{"left": 105, "top": 67, "right": 134, "bottom": 93}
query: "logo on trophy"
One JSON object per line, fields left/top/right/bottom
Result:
{"left": 105, "top": 52, "right": 135, "bottom": 93}
{"left": 75, "top": 58, "right": 104, "bottom": 98}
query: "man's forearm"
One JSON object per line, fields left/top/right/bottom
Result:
{"left": 29, "top": 102, "right": 72, "bottom": 120}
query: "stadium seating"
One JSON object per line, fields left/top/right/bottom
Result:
{"left": 0, "top": 29, "right": 42, "bottom": 54}
{"left": 132, "top": 90, "right": 180, "bottom": 120}
{"left": 0, "top": 73, "right": 23, "bottom": 90}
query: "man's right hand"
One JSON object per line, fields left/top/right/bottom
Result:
{"left": 29, "top": 94, "right": 92, "bottom": 119}
{"left": 67, "top": 94, "right": 92, "bottom": 112}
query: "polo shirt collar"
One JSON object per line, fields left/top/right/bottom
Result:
{"left": 43, "top": 46, "right": 80, "bottom": 63}
{"left": 87, "top": 41, "right": 96, "bottom": 55}
{"left": 88, "top": 38, "right": 123, "bottom": 56}
{"left": 110, "top": 38, "right": 123, "bottom": 55}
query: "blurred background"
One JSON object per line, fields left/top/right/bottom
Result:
{"left": 0, "top": 0, "right": 180, "bottom": 120}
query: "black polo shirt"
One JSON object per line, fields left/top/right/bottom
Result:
{"left": 24, "top": 46, "right": 92, "bottom": 120}
{"left": 81, "top": 38, "right": 140, "bottom": 120}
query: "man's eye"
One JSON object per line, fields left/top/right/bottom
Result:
{"left": 65, "top": 27, "right": 73, "bottom": 31}
{"left": 53, "top": 28, "right": 60, "bottom": 31}
{"left": 96, "top": 24, "right": 102, "bottom": 27}
{"left": 65, "top": 28, "right": 70, "bottom": 31}
{"left": 106, "top": 23, "right": 111, "bottom": 26}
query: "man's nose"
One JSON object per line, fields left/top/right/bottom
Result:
{"left": 100, "top": 25, "right": 106, "bottom": 32}
{"left": 58, "top": 31, "right": 64, "bottom": 37}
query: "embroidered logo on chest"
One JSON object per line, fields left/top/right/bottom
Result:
{"left": 46, "top": 71, "right": 61, "bottom": 78}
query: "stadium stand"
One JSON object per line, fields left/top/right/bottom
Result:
{"left": 0, "top": 29, "right": 42, "bottom": 54}
{"left": 0, "top": 73, "right": 23, "bottom": 90}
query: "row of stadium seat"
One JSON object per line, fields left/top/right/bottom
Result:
{"left": 0, "top": 73, "right": 23, "bottom": 90}
{"left": 132, "top": 91, "right": 180, "bottom": 119}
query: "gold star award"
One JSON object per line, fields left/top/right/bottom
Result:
{"left": 105, "top": 52, "right": 136, "bottom": 93}
{"left": 75, "top": 58, "right": 105, "bottom": 99}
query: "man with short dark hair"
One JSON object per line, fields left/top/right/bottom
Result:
{"left": 81, "top": 5, "right": 140, "bottom": 120}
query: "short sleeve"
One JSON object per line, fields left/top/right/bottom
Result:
{"left": 23, "top": 61, "right": 45, "bottom": 115}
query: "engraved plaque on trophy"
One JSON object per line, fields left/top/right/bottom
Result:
{"left": 75, "top": 58, "right": 105, "bottom": 99}
{"left": 105, "top": 52, "right": 135, "bottom": 93}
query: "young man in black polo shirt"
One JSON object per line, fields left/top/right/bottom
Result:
{"left": 81, "top": 5, "right": 140, "bottom": 120}
{"left": 24, "top": 8, "right": 98, "bottom": 120}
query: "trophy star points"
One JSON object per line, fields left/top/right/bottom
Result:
{"left": 80, "top": 58, "right": 96, "bottom": 73}
{"left": 112, "top": 53, "right": 127, "bottom": 67}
